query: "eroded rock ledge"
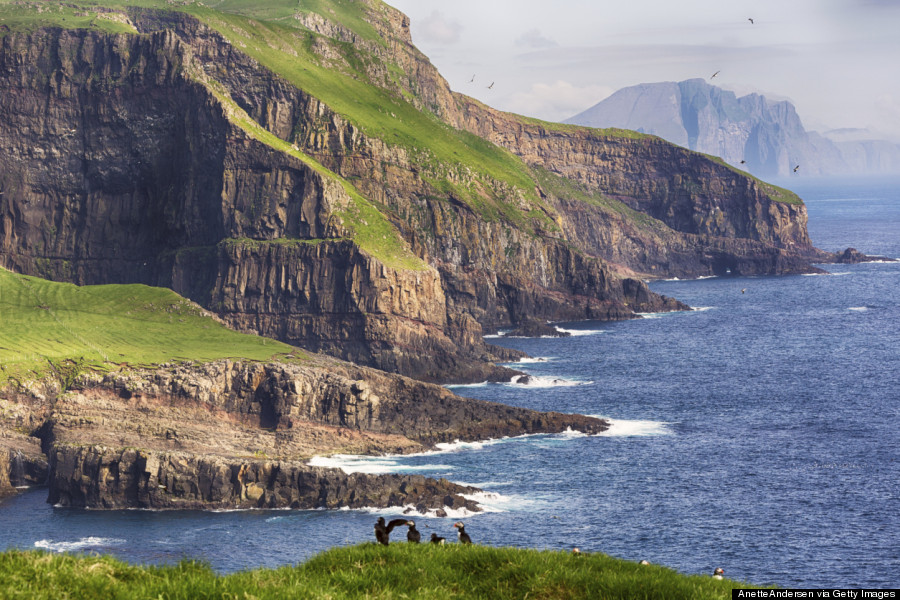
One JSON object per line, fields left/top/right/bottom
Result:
{"left": 2, "top": 357, "right": 608, "bottom": 511}
{"left": 48, "top": 446, "right": 481, "bottom": 513}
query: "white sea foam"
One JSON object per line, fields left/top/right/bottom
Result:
{"left": 691, "top": 306, "right": 715, "bottom": 312}
{"left": 848, "top": 306, "right": 868, "bottom": 312}
{"left": 635, "top": 312, "right": 665, "bottom": 319}
{"left": 514, "top": 357, "right": 553, "bottom": 364}
{"left": 350, "top": 503, "right": 482, "bottom": 519}
{"left": 444, "top": 381, "right": 489, "bottom": 389}
{"left": 590, "top": 417, "right": 673, "bottom": 437}
{"left": 307, "top": 455, "right": 455, "bottom": 475}
{"left": 505, "top": 374, "right": 592, "bottom": 387}
{"left": 434, "top": 439, "right": 492, "bottom": 452}
{"left": 34, "top": 537, "right": 126, "bottom": 553}
{"left": 554, "top": 327, "right": 605, "bottom": 336}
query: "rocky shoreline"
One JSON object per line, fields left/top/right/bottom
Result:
{"left": 1, "top": 357, "right": 608, "bottom": 512}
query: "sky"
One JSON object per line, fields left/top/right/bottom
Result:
{"left": 386, "top": 0, "right": 900, "bottom": 141}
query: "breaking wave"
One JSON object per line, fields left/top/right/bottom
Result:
{"left": 34, "top": 537, "right": 126, "bottom": 553}
{"left": 554, "top": 327, "right": 605, "bottom": 336}
{"left": 589, "top": 417, "right": 673, "bottom": 437}
{"left": 505, "top": 374, "right": 592, "bottom": 387}
{"left": 307, "top": 455, "right": 455, "bottom": 475}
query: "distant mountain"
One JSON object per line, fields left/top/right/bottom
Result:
{"left": 565, "top": 79, "right": 900, "bottom": 178}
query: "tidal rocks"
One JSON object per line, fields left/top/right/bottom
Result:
{"left": 834, "top": 247, "right": 895, "bottom": 264}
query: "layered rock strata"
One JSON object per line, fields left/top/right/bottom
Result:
{"left": 47, "top": 446, "right": 482, "bottom": 512}
{"left": 0, "top": 16, "right": 682, "bottom": 382}
{"left": 2, "top": 358, "right": 608, "bottom": 509}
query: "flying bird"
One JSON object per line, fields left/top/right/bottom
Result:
{"left": 710, "top": 71, "right": 720, "bottom": 79}
{"left": 487, "top": 81, "right": 494, "bottom": 89}
{"left": 374, "top": 517, "right": 409, "bottom": 545}
{"left": 740, "top": 159, "right": 746, "bottom": 164}
{"left": 793, "top": 164, "right": 800, "bottom": 172}
{"left": 469, "top": 74, "right": 475, "bottom": 83}
{"left": 748, "top": 17, "right": 754, "bottom": 24}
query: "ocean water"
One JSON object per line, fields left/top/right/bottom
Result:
{"left": 2, "top": 177, "right": 899, "bottom": 588}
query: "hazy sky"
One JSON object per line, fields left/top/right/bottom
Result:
{"left": 387, "top": 0, "right": 900, "bottom": 141}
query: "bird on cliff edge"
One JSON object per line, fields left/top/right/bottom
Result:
{"left": 406, "top": 520, "right": 421, "bottom": 543}
{"left": 374, "top": 517, "right": 409, "bottom": 545}
{"left": 453, "top": 521, "right": 472, "bottom": 544}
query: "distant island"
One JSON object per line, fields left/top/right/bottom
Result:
{"left": 566, "top": 79, "right": 900, "bottom": 178}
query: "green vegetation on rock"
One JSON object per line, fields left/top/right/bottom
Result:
{"left": 0, "top": 545, "right": 769, "bottom": 600}
{"left": 0, "top": 268, "right": 300, "bottom": 384}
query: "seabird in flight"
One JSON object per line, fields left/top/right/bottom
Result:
{"left": 374, "top": 517, "right": 409, "bottom": 545}
{"left": 487, "top": 81, "right": 494, "bottom": 89}
{"left": 748, "top": 18, "right": 754, "bottom": 24}
{"left": 710, "top": 71, "right": 720, "bottom": 79}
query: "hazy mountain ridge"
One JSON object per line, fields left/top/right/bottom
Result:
{"left": 566, "top": 78, "right": 900, "bottom": 177}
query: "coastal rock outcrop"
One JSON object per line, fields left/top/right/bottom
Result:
{"left": 47, "top": 445, "right": 481, "bottom": 512}
{"left": 3, "top": 357, "right": 608, "bottom": 509}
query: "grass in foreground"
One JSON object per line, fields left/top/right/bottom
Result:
{"left": 0, "top": 268, "right": 300, "bottom": 384}
{"left": 0, "top": 544, "right": 768, "bottom": 600}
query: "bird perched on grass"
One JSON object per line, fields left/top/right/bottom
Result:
{"left": 453, "top": 521, "right": 472, "bottom": 544}
{"left": 713, "top": 567, "right": 725, "bottom": 580}
{"left": 430, "top": 533, "right": 446, "bottom": 545}
{"left": 406, "top": 520, "right": 421, "bottom": 543}
{"left": 374, "top": 517, "right": 409, "bottom": 545}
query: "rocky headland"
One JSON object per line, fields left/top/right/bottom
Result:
{"left": 0, "top": 0, "right": 883, "bottom": 513}
{"left": 1, "top": 357, "right": 607, "bottom": 510}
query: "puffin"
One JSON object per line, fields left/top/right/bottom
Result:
{"left": 430, "top": 533, "right": 446, "bottom": 545}
{"left": 406, "top": 520, "right": 421, "bottom": 543}
{"left": 374, "top": 517, "right": 409, "bottom": 545}
{"left": 713, "top": 567, "right": 725, "bottom": 580}
{"left": 453, "top": 521, "right": 472, "bottom": 544}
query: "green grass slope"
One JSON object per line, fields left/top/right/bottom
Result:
{"left": 0, "top": 545, "right": 769, "bottom": 600}
{"left": 0, "top": 268, "right": 299, "bottom": 384}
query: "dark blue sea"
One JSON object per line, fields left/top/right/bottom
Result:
{"left": 2, "top": 176, "right": 899, "bottom": 589}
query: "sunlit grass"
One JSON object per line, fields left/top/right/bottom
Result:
{"left": 0, "top": 544, "right": 769, "bottom": 600}
{"left": 0, "top": 268, "right": 300, "bottom": 384}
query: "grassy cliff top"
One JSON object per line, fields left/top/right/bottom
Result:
{"left": 0, "top": 268, "right": 300, "bottom": 384}
{"left": 0, "top": 544, "right": 768, "bottom": 599}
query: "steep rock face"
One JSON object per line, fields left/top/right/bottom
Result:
{"left": 0, "top": 18, "right": 686, "bottom": 383}
{"left": 47, "top": 445, "right": 480, "bottom": 512}
{"left": 0, "top": 25, "right": 497, "bottom": 382}
{"left": 457, "top": 98, "right": 832, "bottom": 277}
{"left": 0, "top": 387, "right": 51, "bottom": 497}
